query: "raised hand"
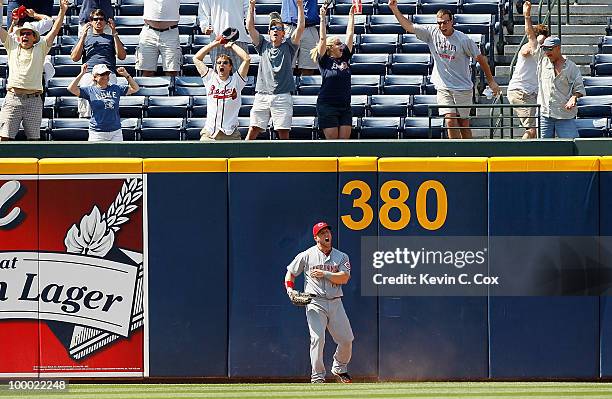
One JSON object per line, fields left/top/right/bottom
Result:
{"left": 60, "top": 0, "right": 70, "bottom": 13}
{"left": 523, "top": 1, "right": 531, "bottom": 17}
{"left": 108, "top": 18, "right": 117, "bottom": 34}
{"left": 80, "top": 63, "right": 88, "bottom": 75}
{"left": 388, "top": 0, "right": 398, "bottom": 9}
{"left": 204, "top": 25, "right": 213, "bottom": 35}
{"left": 249, "top": 0, "right": 256, "bottom": 9}
{"left": 116, "top": 67, "right": 129, "bottom": 77}
{"left": 320, "top": 5, "right": 327, "bottom": 18}
{"left": 297, "top": 0, "right": 303, "bottom": 8}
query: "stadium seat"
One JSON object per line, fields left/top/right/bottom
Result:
{"left": 133, "top": 76, "right": 172, "bottom": 96}
{"left": 239, "top": 95, "right": 255, "bottom": 117}
{"left": 351, "top": 75, "right": 381, "bottom": 95}
{"left": 359, "top": 117, "right": 401, "bottom": 139}
{"left": 376, "top": 0, "right": 418, "bottom": 15}
{"left": 182, "top": 54, "right": 209, "bottom": 76}
{"left": 292, "top": 96, "right": 318, "bottom": 117}
{"left": 117, "top": 0, "right": 144, "bottom": 16}
{"left": 403, "top": 117, "right": 444, "bottom": 139}
{"left": 298, "top": 75, "right": 323, "bottom": 95}
{"left": 424, "top": 76, "right": 437, "bottom": 94}
{"left": 119, "top": 96, "right": 146, "bottom": 118}
{"left": 369, "top": 15, "right": 407, "bottom": 34}
{"left": 462, "top": 0, "right": 503, "bottom": 21}
{"left": 147, "top": 96, "right": 190, "bottom": 118}
{"left": 178, "top": 16, "right": 197, "bottom": 35}
{"left": 592, "top": 54, "right": 612, "bottom": 76}
{"left": 390, "top": 53, "right": 431, "bottom": 75}
{"left": 240, "top": 116, "right": 269, "bottom": 139}
{"left": 175, "top": 76, "right": 207, "bottom": 96}
{"left": 43, "top": 97, "right": 56, "bottom": 118}
{"left": 577, "top": 95, "right": 612, "bottom": 118}
{"left": 50, "top": 118, "right": 89, "bottom": 140}
{"left": 419, "top": 0, "right": 459, "bottom": 14}
{"left": 47, "top": 77, "right": 74, "bottom": 97}
{"left": 191, "top": 96, "right": 207, "bottom": 117}
{"left": 351, "top": 95, "right": 369, "bottom": 117}
{"left": 583, "top": 76, "right": 612, "bottom": 96}
{"left": 411, "top": 14, "right": 437, "bottom": 25}
{"left": 15, "top": 118, "right": 50, "bottom": 141}
{"left": 247, "top": 54, "right": 260, "bottom": 76}
{"left": 351, "top": 53, "right": 389, "bottom": 75}
{"left": 412, "top": 94, "right": 440, "bottom": 116}
{"left": 370, "top": 95, "right": 410, "bottom": 117}
{"left": 255, "top": 15, "right": 272, "bottom": 34}
{"left": 53, "top": 55, "right": 82, "bottom": 77}
{"left": 383, "top": 75, "right": 424, "bottom": 95}
{"left": 116, "top": 54, "right": 137, "bottom": 76}
{"left": 113, "top": 16, "right": 145, "bottom": 35}
{"left": 400, "top": 34, "right": 430, "bottom": 53}
{"left": 56, "top": 96, "right": 80, "bottom": 118}
{"left": 328, "top": 15, "right": 368, "bottom": 35}
{"left": 192, "top": 35, "right": 212, "bottom": 53}
{"left": 121, "top": 118, "right": 139, "bottom": 141}
{"left": 255, "top": 0, "right": 282, "bottom": 14}
{"left": 0, "top": 55, "right": 7, "bottom": 78}
{"left": 243, "top": 75, "right": 256, "bottom": 95}
{"left": 179, "top": 0, "right": 200, "bottom": 15}
{"left": 184, "top": 118, "right": 206, "bottom": 140}
{"left": 599, "top": 36, "right": 612, "bottom": 54}
{"left": 59, "top": 35, "right": 78, "bottom": 55}
{"left": 65, "top": 16, "right": 81, "bottom": 35}
{"left": 334, "top": 0, "right": 375, "bottom": 15}
{"left": 358, "top": 34, "right": 399, "bottom": 54}
{"left": 140, "top": 118, "right": 183, "bottom": 140}
{"left": 273, "top": 117, "right": 316, "bottom": 140}
{"left": 576, "top": 118, "right": 608, "bottom": 138}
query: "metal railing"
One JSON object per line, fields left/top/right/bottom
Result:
{"left": 426, "top": 102, "right": 541, "bottom": 138}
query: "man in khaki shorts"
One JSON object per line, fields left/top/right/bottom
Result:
{"left": 389, "top": 1, "right": 500, "bottom": 138}
{"left": 245, "top": 0, "right": 305, "bottom": 140}
{"left": 137, "top": 0, "right": 182, "bottom": 77}
{"left": 0, "top": 0, "right": 68, "bottom": 141}
{"left": 280, "top": 0, "right": 318, "bottom": 75}
{"left": 507, "top": 1, "right": 549, "bottom": 139}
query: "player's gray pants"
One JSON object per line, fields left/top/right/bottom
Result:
{"left": 306, "top": 297, "right": 354, "bottom": 382}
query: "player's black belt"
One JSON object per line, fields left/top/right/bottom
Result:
{"left": 146, "top": 24, "right": 178, "bottom": 32}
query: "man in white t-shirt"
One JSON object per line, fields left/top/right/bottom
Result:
{"left": 389, "top": 0, "right": 500, "bottom": 139}
{"left": 194, "top": 36, "right": 251, "bottom": 140}
{"left": 137, "top": 0, "right": 182, "bottom": 77}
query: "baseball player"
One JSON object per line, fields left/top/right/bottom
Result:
{"left": 285, "top": 221, "right": 354, "bottom": 383}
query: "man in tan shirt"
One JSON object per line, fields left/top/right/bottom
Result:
{"left": 0, "top": 0, "right": 68, "bottom": 141}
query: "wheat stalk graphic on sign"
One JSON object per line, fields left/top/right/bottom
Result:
{"left": 59, "top": 178, "right": 144, "bottom": 360}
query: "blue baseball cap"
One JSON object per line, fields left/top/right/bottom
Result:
{"left": 541, "top": 36, "right": 560, "bottom": 50}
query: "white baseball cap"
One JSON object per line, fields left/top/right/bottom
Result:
{"left": 92, "top": 64, "right": 112, "bottom": 76}
{"left": 14, "top": 22, "right": 40, "bottom": 43}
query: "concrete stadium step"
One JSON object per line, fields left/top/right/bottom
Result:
{"left": 513, "top": 14, "right": 609, "bottom": 24}
{"left": 504, "top": 34, "right": 601, "bottom": 45}
{"left": 504, "top": 43, "right": 599, "bottom": 54}
{"left": 513, "top": 24, "right": 606, "bottom": 35}
{"left": 495, "top": 63, "right": 592, "bottom": 77}
{"left": 531, "top": 4, "right": 612, "bottom": 15}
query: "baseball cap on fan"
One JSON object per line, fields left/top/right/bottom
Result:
{"left": 313, "top": 222, "right": 332, "bottom": 236}
{"left": 92, "top": 64, "right": 112, "bottom": 76}
{"left": 541, "top": 36, "right": 561, "bottom": 51}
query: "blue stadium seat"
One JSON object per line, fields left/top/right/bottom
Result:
{"left": 359, "top": 117, "right": 401, "bottom": 139}
{"left": 370, "top": 95, "right": 410, "bottom": 117}
{"left": 119, "top": 95, "right": 145, "bottom": 118}
{"left": 243, "top": 75, "right": 256, "bottom": 95}
{"left": 59, "top": 35, "right": 78, "bottom": 55}
{"left": 175, "top": 76, "right": 207, "bottom": 96}
{"left": 191, "top": 96, "right": 207, "bottom": 117}
{"left": 412, "top": 14, "right": 437, "bottom": 25}
{"left": 179, "top": 16, "right": 197, "bottom": 35}
{"left": 334, "top": 0, "right": 375, "bottom": 15}
{"left": 592, "top": 54, "right": 612, "bottom": 76}
{"left": 328, "top": 15, "right": 368, "bottom": 35}
{"left": 351, "top": 75, "right": 381, "bottom": 95}
{"left": 370, "top": 15, "right": 407, "bottom": 34}
{"left": 184, "top": 118, "right": 205, "bottom": 140}
{"left": 576, "top": 118, "right": 608, "bottom": 138}
{"left": 577, "top": 95, "right": 612, "bottom": 118}
{"left": 47, "top": 77, "right": 74, "bottom": 97}
{"left": 454, "top": 14, "right": 495, "bottom": 46}
{"left": 599, "top": 36, "right": 612, "bottom": 54}
{"left": 56, "top": 96, "right": 80, "bottom": 118}
{"left": 255, "top": 15, "right": 272, "bottom": 34}
{"left": 43, "top": 97, "right": 56, "bottom": 118}
{"left": 182, "top": 54, "right": 210, "bottom": 76}
{"left": 140, "top": 118, "right": 183, "bottom": 140}
{"left": 65, "top": 16, "right": 80, "bottom": 35}
{"left": 50, "top": 118, "right": 89, "bottom": 141}
{"left": 400, "top": 34, "right": 430, "bottom": 53}
{"left": 133, "top": 76, "right": 172, "bottom": 96}
{"left": 412, "top": 94, "right": 440, "bottom": 116}
{"left": 116, "top": 54, "right": 137, "bottom": 77}
{"left": 192, "top": 35, "right": 212, "bottom": 53}
{"left": 351, "top": 95, "right": 369, "bottom": 117}
{"left": 179, "top": 0, "right": 200, "bottom": 15}
{"left": 351, "top": 53, "right": 389, "bottom": 75}
{"left": 121, "top": 118, "right": 139, "bottom": 141}
{"left": 292, "top": 95, "right": 318, "bottom": 117}
{"left": 147, "top": 96, "right": 190, "bottom": 118}
{"left": 16, "top": 118, "right": 50, "bottom": 141}
{"left": 424, "top": 76, "right": 437, "bottom": 94}
{"left": 390, "top": 53, "right": 431, "bottom": 75}
{"left": 247, "top": 54, "right": 260, "bottom": 76}
{"left": 53, "top": 55, "right": 82, "bottom": 77}
{"left": 376, "top": 0, "right": 418, "bottom": 15}
{"left": 584, "top": 76, "right": 612, "bottom": 95}
{"left": 113, "top": 16, "right": 145, "bottom": 35}
{"left": 419, "top": 0, "right": 459, "bottom": 14}
{"left": 239, "top": 95, "right": 255, "bottom": 117}
{"left": 0, "top": 55, "right": 7, "bottom": 78}
{"left": 383, "top": 74, "right": 424, "bottom": 95}
{"left": 255, "top": 0, "right": 282, "bottom": 14}
{"left": 274, "top": 117, "right": 315, "bottom": 140}
{"left": 298, "top": 75, "right": 323, "bottom": 95}
{"left": 403, "top": 117, "right": 444, "bottom": 139}
{"left": 461, "top": 0, "right": 502, "bottom": 20}
{"left": 117, "top": 0, "right": 143, "bottom": 16}
{"left": 358, "top": 34, "right": 399, "bottom": 54}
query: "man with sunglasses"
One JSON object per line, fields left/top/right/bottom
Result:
{"left": 71, "top": 9, "right": 127, "bottom": 118}
{"left": 193, "top": 36, "right": 251, "bottom": 140}
{"left": 246, "top": 0, "right": 305, "bottom": 140}
{"left": 0, "top": 0, "right": 68, "bottom": 141}
{"left": 534, "top": 36, "right": 585, "bottom": 139}
{"left": 389, "top": 0, "right": 500, "bottom": 139}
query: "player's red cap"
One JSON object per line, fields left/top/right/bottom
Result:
{"left": 313, "top": 221, "right": 331, "bottom": 236}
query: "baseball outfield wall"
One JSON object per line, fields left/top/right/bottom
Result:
{"left": 0, "top": 156, "right": 611, "bottom": 380}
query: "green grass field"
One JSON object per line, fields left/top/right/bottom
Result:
{"left": 3, "top": 382, "right": 612, "bottom": 399}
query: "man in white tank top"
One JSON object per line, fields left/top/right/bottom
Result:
{"left": 507, "top": 1, "right": 549, "bottom": 139}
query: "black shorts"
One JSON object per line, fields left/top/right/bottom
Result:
{"left": 316, "top": 102, "right": 352, "bottom": 129}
